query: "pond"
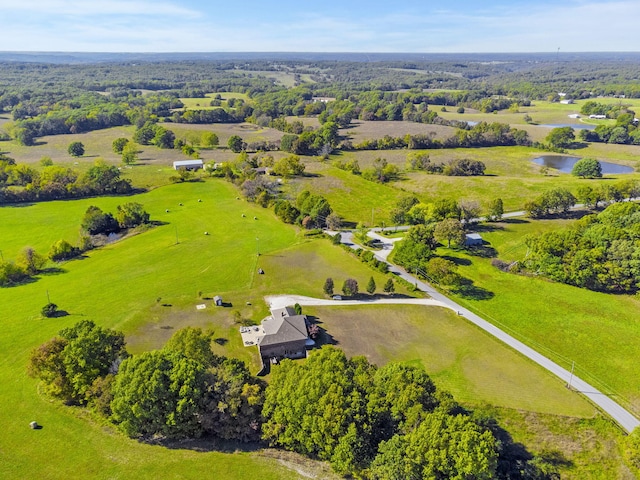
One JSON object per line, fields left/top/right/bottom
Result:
{"left": 539, "top": 123, "right": 596, "bottom": 130}
{"left": 533, "top": 155, "right": 634, "bottom": 174}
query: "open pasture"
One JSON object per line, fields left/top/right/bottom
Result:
{"left": 343, "top": 119, "right": 454, "bottom": 141}
{"left": 178, "top": 92, "right": 250, "bottom": 111}
{"left": 308, "top": 146, "right": 640, "bottom": 221}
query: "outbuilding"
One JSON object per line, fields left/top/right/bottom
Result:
{"left": 173, "top": 159, "right": 204, "bottom": 171}
{"left": 213, "top": 295, "right": 223, "bottom": 306}
{"left": 464, "top": 233, "right": 483, "bottom": 247}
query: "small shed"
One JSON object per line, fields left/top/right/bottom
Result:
{"left": 464, "top": 233, "right": 483, "bottom": 247}
{"left": 213, "top": 295, "right": 223, "bottom": 306}
{"left": 173, "top": 159, "right": 204, "bottom": 171}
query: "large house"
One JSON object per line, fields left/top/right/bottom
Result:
{"left": 240, "top": 306, "right": 312, "bottom": 361}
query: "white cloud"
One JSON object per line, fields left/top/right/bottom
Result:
{"left": 0, "top": 0, "right": 200, "bottom": 18}
{"left": 1, "top": 0, "right": 639, "bottom": 52}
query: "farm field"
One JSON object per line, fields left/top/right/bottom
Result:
{"left": 342, "top": 119, "right": 455, "bottom": 141}
{"left": 0, "top": 178, "right": 416, "bottom": 479}
{"left": 2, "top": 175, "right": 632, "bottom": 478}
{"left": 295, "top": 145, "right": 640, "bottom": 223}
{"left": 2, "top": 64, "right": 640, "bottom": 476}
{"left": 177, "top": 92, "right": 250, "bottom": 110}
{"left": 304, "top": 304, "right": 594, "bottom": 416}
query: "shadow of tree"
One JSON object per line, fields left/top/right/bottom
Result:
{"left": 502, "top": 218, "right": 530, "bottom": 225}
{"left": 466, "top": 245, "right": 498, "bottom": 258}
{"left": 452, "top": 278, "right": 494, "bottom": 300}
{"left": 150, "top": 434, "right": 266, "bottom": 453}
{"left": 477, "top": 414, "right": 573, "bottom": 477}
{"left": 441, "top": 255, "right": 472, "bottom": 266}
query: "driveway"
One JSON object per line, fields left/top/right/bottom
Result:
{"left": 317, "top": 227, "right": 640, "bottom": 433}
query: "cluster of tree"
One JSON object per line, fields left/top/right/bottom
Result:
{"left": 29, "top": 325, "right": 265, "bottom": 441}
{"left": 262, "top": 346, "right": 499, "bottom": 477}
{"left": 579, "top": 114, "right": 640, "bottom": 145}
{"left": 0, "top": 246, "right": 49, "bottom": 287}
{"left": 361, "top": 157, "right": 400, "bottom": 183}
{"left": 343, "top": 123, "right": 529, "bottom": 152}
{"left": 0, "top": 157, "right": 132, "bottom": 204}
{"left": 575, "top": 180, "right": 640, "bottom": 209}
{"left": 324, "top": 275, "right": 394, "bottom": 297}
{"left": 81, "top": 202, "right": 150, "bottom": 236}
{"left": 343, "top": 132, "right": 442, "bottom": 151}
{"left": 545, "top": 127, "right": 576, "bottom": 149}
{"left": 349, "top": 246, "right": 390, "bottom": 274}
{"left": 580, "top": 100, "right": 634, "bottom": 119}
{"left": 279, "top": 121, "right": 339, "bottom": 156}
{"left": 170, "top": 105, "right": 250, "bottom": 124}
{"left": 524, "top": 202, "right": 640, "bottom": 293}
{"left": 524, "top": 188, "right": 577, "bottom": 218}
{"left": 444, "top": 122, "right": 530, "bottom": 148}
{"left": 5, "top": 91, "right": 183, "bottom": 145}
{"left": 28, "top": 320, "right": 127, "bottom": 405}
{"left": 571, "top": 157, "right": 602, "bottom": 178}
{"left": 133, "top": 122, "right": 177, "bottom": 149}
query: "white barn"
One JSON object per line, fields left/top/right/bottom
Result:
{"left": 173, "top": 160, "right": 204, "bottom": 171}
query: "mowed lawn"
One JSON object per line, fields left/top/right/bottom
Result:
{"left": 303, "top": 304, "right": 595, "bottom": 417}
{"left": 441, "top": 217, "right": 640, "bottom": 415}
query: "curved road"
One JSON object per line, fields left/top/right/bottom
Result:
{"left": 316, "top": 229, "right": 640, "bottom": 433}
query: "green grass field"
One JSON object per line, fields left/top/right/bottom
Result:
{"left": 304, "top": 304, "right": 594, "bottom": 416}
{"left": 2, "top": 175, "right": 629, "bottom": 477}
{"left": 437, "top": 217, "right": 640, "bottom": 416}
{"left": 177, "top": 92, "right": 251, "bottom": 111}
{"left": 3, "top": 98, "right": 640, "bottom": 477}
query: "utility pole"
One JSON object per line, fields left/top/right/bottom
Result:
{"left": 567, "top": 361, "right": 575, "bottom": 389}
{"left": 174, "top": 225, "right": 179, "bottom": 245}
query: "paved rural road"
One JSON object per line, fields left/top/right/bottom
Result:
{"left": 315, "top": 229, "right": 640, "bottom": 433}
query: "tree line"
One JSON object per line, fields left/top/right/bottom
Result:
{"left": 28, "top": 322, "right": 558, "bottom": 478}
{"left": 0, "top": 156, "right": 133, "bottom": 204}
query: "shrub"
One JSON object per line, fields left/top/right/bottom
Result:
{"left": 41, "top": 303, "right": 59, "bottom": 318}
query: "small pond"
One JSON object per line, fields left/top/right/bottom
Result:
{"left": 533, "top": 155, "right": 634, "bottom": 174}
{"left": 539, "top": 123, "right": 596, "bottom": 130}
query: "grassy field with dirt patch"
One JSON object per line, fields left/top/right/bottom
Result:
{"left": 0, "top": 176, "right": 420, "bottom": 479}
{"left": 304, "top": 304, "right": 595, "bottom": 416}
{"left": 342, "top": 119, "right": 455, "bottom": 141}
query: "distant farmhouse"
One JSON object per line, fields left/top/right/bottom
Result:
{"left": 312, "top": 96, "right": 336, "bottom": 103}
{"left": 240, "top": 306, "right": 313, "bottom": 363}
{"left": 173, "top": 159, "right": 204, "bottom": 171}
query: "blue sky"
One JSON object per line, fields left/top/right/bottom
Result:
{"left": 1, "top": 0, "right": 638, "bottom": 52}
